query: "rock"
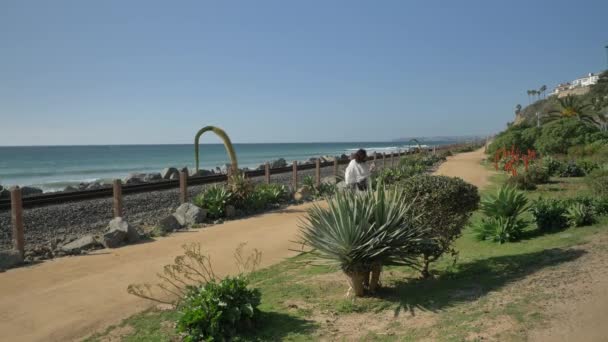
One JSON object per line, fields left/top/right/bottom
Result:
{"left": 0, "top": 186, "right": 9, "bottom": 199}
{"left": 270, "top": 158, "right": 287, "bottom": 169}
{"left": 225, "top": 205, "right": 236, "bottom": 218}
{"left": 0, "top": 250, "right": 23, "bottom": 270}
{"left": 294, "top": 187, "right": 312, "bottom": 201}
{"left": 321, "top": 176, "right": 337, "bottom": 185}
{"left": 20, "top": 186, "right": 43, "bottom": 197}
{"left": 158, "top": 215, "right": 181, "bottom": 233}
{"left": 60, "top": 235, "right": 103, "bottom": 254}
{"left": 180, "top": 167, "right": 189, "bottom": 175}
{"left": 124, "top": 173, "right": 147, "bottom": 185}
{"left": 144, "top": 173, "right": 162, "bottom": 182}
{"left": 189, "top": 169, "right": 214, "bottom": 177}
{"left": 173, "top": 203, "right": 206, "bottom": 227}
{"left": 86, "top": 182, "right": 103, "bottom": 190}
{"left": 340, "top": 154, "right": 349, "bottom": 160}
{"left": 161, "top": 167, "right": 179, "bottom": 180}
{"left": 102, "top": 217, "right": 141, "bottom": 247}
{"left": 169, "top": 172, "right": 179, "bottom": 180}
{"left": 63, "top": 186, "right": 78, "bottom": 192}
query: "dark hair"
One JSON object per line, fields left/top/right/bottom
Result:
{"left": 354, "top": 149, "right": 367, "bottom": 163}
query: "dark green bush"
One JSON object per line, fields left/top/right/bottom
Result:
{"left": 586, "top": 169, "right": 608, "bottom": 197}
{"left": 558, "top": 161, "right": 585, "bottom": 177}
{"left": 399, "top": 175, "right": 479, "bottom": 277}
{"left": 194, "top": 186, "right": 232, "bottom": 219}
{"left": 531, "top": 198, "right": 568, "bottom": 232}
{"left": 176, "top": 276, "right": 261, "bottom": 342}
{"left": 474, "top": 186, "right": 529, "bottom": 243}
{"left": 534, "top": 118, "right": 606, "bottom": 155}
{"left": 505, "top": 164, "right": 550, "bottom": 190}
{"left": 576, "top": 160, "right": 599, "bottom": 174}
{"left": 506, "top": 173, "right": 537, "bottom": 190}
{"left": 541, "top": 156, "right": 563, "bottom": 176}
{"left": 487, "top": 124, "right": 539, "bottom": 155}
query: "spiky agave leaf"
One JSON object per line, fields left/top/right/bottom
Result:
{"left": 298, "top": 187, "right": 425, "bottom": 273}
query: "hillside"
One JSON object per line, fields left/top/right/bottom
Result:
{"left": 514, "top": 70, "right": 608, "bottom": 125}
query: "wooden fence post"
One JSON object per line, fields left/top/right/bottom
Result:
{"left": 179, "top": 170, "right": 188, "bottom": 204}
{"left": 265, "top": 162, "right": 270, "bottom": 184}
{"left": 391, "top": 152, "right": 395, "bottom": 168}
{"left": 112, "top": 179, "right": 123, "bottom": 218}
{"left": 315, "top": 159, "right": 321, "bottom": 188}
{"left": 10, "top": 186, "right": 25, "bottom": 258}
{"left": 292, "top": 161, "right": 298, "bottom": 190}
{"left": 382, "top": 153, "right": 387, "bottom": 169}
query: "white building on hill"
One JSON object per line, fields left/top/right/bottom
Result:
{"left": 549, "top": 72, "right": 601, "bottom": 97}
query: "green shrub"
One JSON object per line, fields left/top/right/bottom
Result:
{"left": 576, "top": 160, "right": 599, "bottom": 174}
{"left": 228, "top": 172, "right": 254, "bottom": 208}
{"left": 506, "top": 173, "right": 537, "bottom": 190}
{"left": 194, "top": 186, "right": 232, "bottom": 219}
{"left": 299, "top": 187, "right": 425, "bottom": 296}
{"left": 534, "top": 118, "right": 605, "bottom": 155}
{"left": 474, "top": 186, "right": 530, "bottom": 243}
{"left": 255, "top": 183, "right": 289, "bottom": 204}
{"left": 565, "top": 203, "right": 596, "bottom": 227}
{"left": 399, "top": 175, "right": 479, "bottom": 277}
{"left": 176, "top": 276, "right": 261, "bottom": 342}
{"left": 541, "top": 156, "right": 563, "bottom": 176}
{"left": 558, "top": 161, "right": 585, "bottom": 177}
{"left": 586, "top": 169, "right": 608, "bottom": 197}
{"left": 531, "top": 198, "right": 568, "bottom": 232}
{"left": 487, "top": 124, "right": 539, "bottom": 155}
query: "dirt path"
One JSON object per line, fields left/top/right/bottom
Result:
{"left": 0, "top": 149, "right": 491, "bottom": 342}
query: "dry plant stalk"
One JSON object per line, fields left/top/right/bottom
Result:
{"left": 127, "top": 242, "right": 262, "bottom": 306}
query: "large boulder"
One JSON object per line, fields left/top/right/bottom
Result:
{"left": 189, "top": 169, "right": 214, "bottom": 177}
{"left": 86, "top": 182, "right": 103, "bottom": 190}
{"left": 161, "top": 167, "right": 179, "bottom": 180}
{"left": 173, "top": 203, "right": 206, "bottom": 227}
{"left": 270, "top": 158, "right": 287, "bottom": 169}
{"left": 102, "top": 217, "right": 141, "bottom": 248}
{"left": 60, "top": 235, "right": 103, "bottom": 254}
{"left": 21, "top": 186, "right": 43, "bottom": 197}
{"left": 144, "top": 173, "right": 162, "bottom": 182}
{"left": 158, "top": 215, "right": 181, "bottom": 234}
{"left": 124, "top": 173, "right": 147, "bottom": 185}
{"left": 63, "top": 185, "right": 78, "bottom": 192}
{"left": 0, "top": 186, "right": 9, "bottom": 199}
{"left": 0, "top": 250, "right": 23, "bottom": 270}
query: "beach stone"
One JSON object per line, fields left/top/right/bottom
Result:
{"left": 158, "top": 215, "right": 181, "bottom": 233}
{"left": 63, "top": 186, "right": 78, "bottom": 192}
{"left": 102, "top": 217, "right": 140, "bottom": 247}
{"left": 190, "top": 169, "right": 214, "bottom": 177}
{"left": 173, "top": 203, "right": 206, "bottom": 227}
{"left": 144, "top": 173, "right": 162, "bottom": 182}
{"left": 270, "top": 158, "right": 287, "bottom": 169}
{"left": 225, "top": 205, "right": 236, "bottom": 218}
{"left": 169, "top": 172, "right": 179, "bottom": 180}
{"left": 60, "top": 235, "right": 103, "bottom": 254}
{"left": 161, "top": 167, "right": 179, "bottom": 180}
{"left": 0, "top": 250, "right": 23, "bottom": 270}
{"left": 86, "top": 182, "right": 103, "bottom": 190}
{"left": 0, "top": 186, "right": 9, "bottom": 199}
{"left": 294, "top": 187, "right": 312, "bottom": 201}
{"left": 124, "top": 173, "right": 147, "bottom": 185}
{"left": 21, "top": 186, "right": 43, "bottom": 197}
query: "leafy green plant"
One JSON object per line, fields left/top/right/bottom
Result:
{"left": 558, "top": 161, "right": 585, "bottom": 177}
{"left": 506, "top": 172, "right": 537, "bottom": 190}
{"left": 194, "top": 186, "right": 232, "bottom": 219}
{"left": 176, "top": 276, "right": 261, "bottom": 342}
{"left": 399, "top": 175, "right": 479, "bottom": 277}
{"left": 565, "top": 203, "right": 596, "bottom": 227}
{"left": 586, "top": 169, "right": 608, "bottom": 197}
{"left": 474, "top": 186, "right": 530, "bottom": 243}
{"left": 302, "top": 175, "right": 316, "bottom": 191}
{"left": 298, "top": 187, "right": 425, "bottom": 297}
{"left": 541, "top": 156, "right": 563, "bottom": 176}
{"left": 255, "top": 183, "right": 289, "bottom": 204}
{"left": 228, "top": 172, "right": 254, "bottom": 208}
{"left": 531, "top": 198, "right": 568, "bottom": 232}
{"left": 576, "top": 160, "right": 599, "bottom": 175}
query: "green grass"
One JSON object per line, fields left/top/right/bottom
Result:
{"left": 88, "top": 174, "right": 607, "bottom": 342}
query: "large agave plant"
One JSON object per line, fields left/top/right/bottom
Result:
{"left": 474, "top": 185, "right": 530, "bottom": 243}
{"left": 298, "top": 187, "right": 424, "bottom": 297}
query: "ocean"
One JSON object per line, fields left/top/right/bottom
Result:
{"left": 0, "top": 141, "right": 458, "bottom": 191}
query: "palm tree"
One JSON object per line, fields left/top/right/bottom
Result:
{"left": 545, "top": 95, "right": 599, "bottom": 126}
{"left": 539, "top": 85, "right": 547, "bottom": 99}
{"left": 527, "top": 90, "right": 532, "bottom": 104}
{"left": 515, "top": 104, "right": 522, "bottom": 115}
{"left": 194, "top": 126, "right": 238, "bottom": 173}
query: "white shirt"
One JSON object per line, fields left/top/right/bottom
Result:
{"left": 344, "top": 159, "right": 370, "bottom": 185}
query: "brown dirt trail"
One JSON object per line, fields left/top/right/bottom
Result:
{"left": 0, "top": 149, "right": 491, "bottom": 342}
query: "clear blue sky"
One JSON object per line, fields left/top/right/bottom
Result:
{"left": 1, "top": 0, "right": 607, "bottom": 145}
